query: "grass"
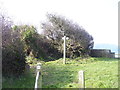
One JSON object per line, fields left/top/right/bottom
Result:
{"left": 42, "top": 57, "right": 118, "bottom": 88}
{"left": 2, "top": 57, "right": 118, "bottom": 88}
{"left": 2, "top": 67, "right": 36, "bottom": 88}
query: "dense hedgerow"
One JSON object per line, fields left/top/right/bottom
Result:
{"left": 2, "top": 42, "right": 26, "bottom": 76}
{"left": 1, "top": 15, "right": 26, "bottom": 76}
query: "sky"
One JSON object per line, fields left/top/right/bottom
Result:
{"left": 0, "top": 0, "right": 119, "bottom": 46}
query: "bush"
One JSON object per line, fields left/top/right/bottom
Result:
{"left": 25, "top": 56, "right": 38, "bottom": 65}
{"left": 2, "top": 22, "right": 26, "bottom": 76}
{"left": 2, "top": 44, "right": 26, "bottom": 76}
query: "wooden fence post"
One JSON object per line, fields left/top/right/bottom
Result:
{"left": 35, "top": 63, "right": 42, "bottom": 90}
{"left": 78, "top": 70, "right": 85, "bottom": 89}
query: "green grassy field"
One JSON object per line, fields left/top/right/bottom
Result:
{"left": 2, "top": 57, "right": 118, "bottom": 88}
{"left": 42, "top": 57, "right": 118, "bottom": 88}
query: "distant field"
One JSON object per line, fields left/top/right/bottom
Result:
{"left": 2, "top": 57, "right": 118, "bottom": 88}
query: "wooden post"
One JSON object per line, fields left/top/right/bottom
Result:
{"left": 63, "top": 36, "right": 66, "bottom": 64}
{"left": 35, "top": 63, "right": 42, "bottom": 90}
{"left": 78, "top": 70, "right": 85, "bottom": 89}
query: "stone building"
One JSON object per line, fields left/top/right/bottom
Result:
{"left": 90, "top": 49, "right": 115, "bottom": 58}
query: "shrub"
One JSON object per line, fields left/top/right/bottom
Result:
{"left": 25, "top": 56, "right": 38, "bottom": 65}
{"left": 2, "top": 43, "right": 26, "bottom": 76}
{"left": 2, "top": 17, "right": 26, "bottom": 76}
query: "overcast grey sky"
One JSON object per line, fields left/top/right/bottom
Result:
{"left": 0, "top": 0, "right": 119, "bottom": 46}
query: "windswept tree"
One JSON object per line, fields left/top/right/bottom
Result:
{"left": 41, "top": 13, "right": 94, "bottom": 58}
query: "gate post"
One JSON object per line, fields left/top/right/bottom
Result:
{"left": 35, "top": 63, "right": 42, "bottom": 90}
{"left": 78, "top": 70, "right": 85, "bottom": 89}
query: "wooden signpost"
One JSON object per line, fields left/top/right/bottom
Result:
{"left": 63, "top": 36, "right": 66, "bottom": 64}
